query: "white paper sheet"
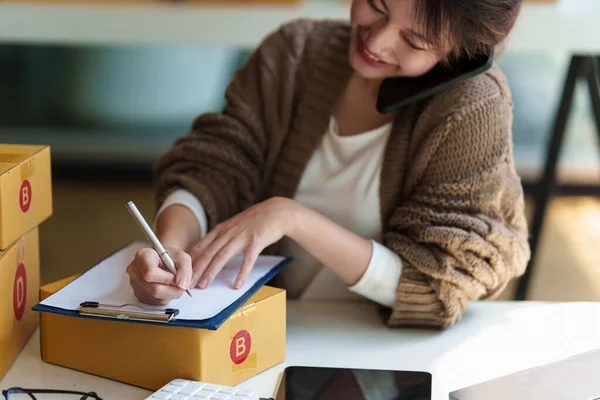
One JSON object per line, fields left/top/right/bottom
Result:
{"left": 39, "top": 242, "right": 287, "bottom": 321}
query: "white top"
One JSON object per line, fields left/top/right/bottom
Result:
{"left": 156, "top": 117, "right": 402, "bottom": 308}
{"left": 4, "top": 301, "right": 600, "bottom": 400}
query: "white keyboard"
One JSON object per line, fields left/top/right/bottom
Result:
{"left": 145, "top": 379, "right": 261, "bottom": 400}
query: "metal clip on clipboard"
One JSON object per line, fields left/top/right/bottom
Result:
{"left": 78, "top": 301, "right": 179, "bottom": 323}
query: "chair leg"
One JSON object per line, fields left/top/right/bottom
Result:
{"left": 587, "top": 57, "right": 600, "bottom": 142}
{"left": 515, "top": 55, "right": 588, "bottom": 300}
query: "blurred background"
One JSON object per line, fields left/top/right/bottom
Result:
{"left": 0, "top": 0, "right": 598, "bottom": 301}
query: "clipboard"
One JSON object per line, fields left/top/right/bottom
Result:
{"left": 78, "top": 301, "right": 179, "bottom": 323}
{"left": 33, "top": 242, "right": 292, "bottom": 330}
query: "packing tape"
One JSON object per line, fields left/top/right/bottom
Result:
{"left": 232, "top": 353, "right": 257, "bottom": 374}
{"left": 15, "top": 236, "right": 26, "bottom": 264}
{"left": 230, "top": 302, "right": 258, "bottom": 373}
{"left": 20, "top": 158, "right": 35, "bottom": 181}
{"left": 0, "top": 153, "right": 34, "bottom": 180}
{"left": 230, "top": 302, "right": 257, "bottom": 337}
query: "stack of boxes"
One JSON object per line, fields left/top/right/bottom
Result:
{"left": 0, "top": 144, "right": 52, "bottom": 380}
{"left": 0, "top": 143, "right": 286, "bottom": 390}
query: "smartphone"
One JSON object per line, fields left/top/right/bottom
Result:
{"left": 376, "top": 53, "right": 493, "bottom": 114}
{"left": 273, "top": 365, "right": 432, "bottom": 400}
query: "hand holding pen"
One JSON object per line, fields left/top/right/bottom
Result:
{"left": 126, "top": 201, "right": 193, "bottom": 298}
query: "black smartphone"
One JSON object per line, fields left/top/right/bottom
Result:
{"left": 376, "top": 53, "right": 493, "bottom": 114}
{"left": 273, "top": 365, "right": 432, "bottom": 400}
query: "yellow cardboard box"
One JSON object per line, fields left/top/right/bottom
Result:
{"left": 0, "top": 227, "right": 41, "bottom": 380}
{"left": 0, "top": 144, "right": 52, "bottom": 250}
{"left": 40, "top": 276, "right": 286, "bottom": 391}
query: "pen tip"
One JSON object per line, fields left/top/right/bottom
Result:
{"left": 186, "top": 289, "right": 193, "bottom": 298}
{"left": 126, "top": 201, "right": 133, "bottom": 207}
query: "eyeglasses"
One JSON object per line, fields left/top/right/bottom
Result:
{"left": 2, "top": 387, "right": 103, "bottom": 400}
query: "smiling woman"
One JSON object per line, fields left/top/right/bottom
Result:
{"left": 127, "top": 0, "right": 531, "bottom": 329}
{"left": 348, "top": 0, "right": 521, "bottom": 78}
{"left": 349, "top": 0, "right": 443, "bottom": 78}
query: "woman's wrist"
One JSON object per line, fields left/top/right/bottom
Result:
{"left": 156, "top": 204, "right": 201, "bottom": 251}
{"left": 282, "top": 198, "right": 306, "bottom": 240}
{"left": 284, "top": 199, "right": 371, "bottom": 286}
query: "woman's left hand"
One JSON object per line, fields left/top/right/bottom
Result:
{"left": 189, "top": 197, "right": 299, "bottom": 290}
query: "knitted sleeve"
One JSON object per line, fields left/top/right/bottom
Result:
{"left": 153, "top": 20, "right": 313, "bottom": 230}
{"left": 384, "top": 90, "right": 531, "bottom": 329}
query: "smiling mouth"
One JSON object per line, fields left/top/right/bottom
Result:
{"left": 357, "top": 36, "right": 391, "bottom": 67}
{"left": 364, "top": 46, "right": 383, "bottom": 62}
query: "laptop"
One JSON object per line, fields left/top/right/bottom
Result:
{"left": 449, "top": 348, "right": 600, "bottom": 400}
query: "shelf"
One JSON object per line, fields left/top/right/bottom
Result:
{"left": 0, "top": 0, "right": 599, "bottom": 52}
{"left": 0, "top": 1, "right": 348, "bottom": 48}
{"left": 0, "top": 125, "right": 182, "bottom": 165}
{"left": 2, "top": 126, "right": 598, "bottom": 185}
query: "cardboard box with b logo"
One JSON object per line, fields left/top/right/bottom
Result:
{"left": 0, "top": 144, "right": 52, "bottom": 380}
{"left": 0, "top": 144, "right": 53, "bottom": 250}
{"left": 0, "top": 227, "right": 42, "bottom": 379}
{"left": 39, "top": 275, "right": 286, "bottom": 391}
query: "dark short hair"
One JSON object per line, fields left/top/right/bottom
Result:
{"left": 413, "top": 0, "right": 522, "bottom": 61}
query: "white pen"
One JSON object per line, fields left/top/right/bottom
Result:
{"left": 126, "top": 201, "right": 193, "bottom": 298}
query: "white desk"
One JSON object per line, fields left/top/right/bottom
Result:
{"left": 0, "top": 0, "right": 598, "bottom": 52}
{"left": 2, "top": 300, "right": 600, "bottom": 399}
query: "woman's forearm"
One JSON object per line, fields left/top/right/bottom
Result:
{"left": 287, "top": 200, "right": 373, "bottom": 286}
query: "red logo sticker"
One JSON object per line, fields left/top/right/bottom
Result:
{"left": 19, "top": 180, "right": 32, "bottom": 213}
{"left": 13, "top": 263, "right": 27, "bottom": 321}
{"left": 230, "top": 330, "right": 251, "bottom": 364}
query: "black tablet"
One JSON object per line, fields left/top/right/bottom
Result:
{"left": 273, "top": 366, "right": 432, "bottom": 400}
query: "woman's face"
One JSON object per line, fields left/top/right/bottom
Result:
{"left": 349, "top": 0, "right": 449, "bottom": 80}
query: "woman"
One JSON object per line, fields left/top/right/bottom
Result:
{"left": 127, "top": 0, "right": 531, "bottom": 329}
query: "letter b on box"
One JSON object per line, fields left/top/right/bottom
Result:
{"left": 230, "top": 330, "right": 251, "bottom": 364}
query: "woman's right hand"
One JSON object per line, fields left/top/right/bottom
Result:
{"left": 126, "top": 246, "right": 193, "bottom": 306}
